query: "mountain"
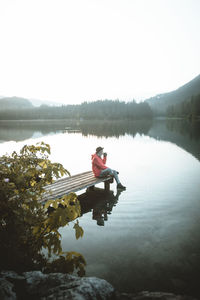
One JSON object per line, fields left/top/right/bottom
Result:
{"left": 0, "top": 96, "right": 64, "bottom": 110}
{"left": 145, "top": 74, "right": 200, "bottom": 115}
{"left": 0, "top": 97, "right": 33, "bottom": 110}
{"left": 29, "top": 98, "right": 64, "bottom": 107}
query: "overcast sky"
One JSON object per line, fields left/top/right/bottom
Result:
{"left": 0, "top": 0, "right": 199, "bottom": 104}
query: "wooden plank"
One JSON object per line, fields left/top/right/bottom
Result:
{"left": 53, "top": 179, "right": 100, "bottom": 194}
{"left": 47, "top": 173, "right": 95, "bottom": 189}
{"left": 41, "top": 171, "right": 113, "bottom": 202}
{"left": 42, "top": 178, "right": 108, "bottom": 201}
{"left": 44, "top": 175, "right": 97, "bottom": 194}
{"left": 44, "top": 172, "right": 102, "bottom": 193}
{"left": 44, "top": 171, "right": 94, "bottom": 190}
{"left": 46, "top": 171, "right": 93, "bottom": 185}
{"left": 49, "top": 176, "right": 110, "bottom": 193}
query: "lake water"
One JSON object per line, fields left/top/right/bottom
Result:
{"left": 0, "top": 119, "right": 200, "bottom": 297}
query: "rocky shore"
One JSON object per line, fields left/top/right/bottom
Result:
{"left": 0, "top": 271, "right": 197, "bottom": 300}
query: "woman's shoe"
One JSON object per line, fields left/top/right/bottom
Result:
{"left": 117, "top": 183, "right": 126, "bottom": 190}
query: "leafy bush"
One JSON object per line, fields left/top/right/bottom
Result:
{"left": 0, "top": 142, "right": 85, "bottom": 276}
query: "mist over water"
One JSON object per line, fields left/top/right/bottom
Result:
{"left": 0, "top": 119, "right": 200, "bottom": 297}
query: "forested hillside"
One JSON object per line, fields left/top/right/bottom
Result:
{"left": 0, "top": 100, "right": 153, "bottom": 120}
{"left": 167, "top": 93, "right": 200, "bottom": 119}
{"left": 146, "top": 74, "right": 200, "bottom": 115}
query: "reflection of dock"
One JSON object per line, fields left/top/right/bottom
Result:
{"left": 64, "top": 127, "right": 81, "bottom": 133}
{"left": 78, "top": 187, "right": 122, "bottom": 226}
{"left": 66, "top": 129, "right": 81, "bottom": 133}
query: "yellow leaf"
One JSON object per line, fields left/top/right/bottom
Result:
{"left": 39, "top": 161, "right": 47, "bottom": 169}
{"left": 60, "top": 169, "right": 64, "bottom": 177}
{"left": 44, "top": 200, "right": 54, "bottom": 209}
{"left": 66, "top": 252, "right": 72, "bottom": 260}
{"left": 32, "top": 226, "right": 39, "bottom": 235}
{"left": 52, "top": 201, "right": 58, "bottom": 209}
{"left": 73, "top": 221, "right": 84, "bottom": 239}
{"left": 30, "top": 180, "right": 37, "bottom": 187}
{"left": 70, "top": 251, "right": 82, "bottom": 257}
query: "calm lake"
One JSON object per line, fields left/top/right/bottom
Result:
{"left": 0, "top": 119, "right": 200, "bottom": 298}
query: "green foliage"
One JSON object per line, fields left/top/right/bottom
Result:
{"left": 0, "top": 142, "right": 85, "bottom": 275}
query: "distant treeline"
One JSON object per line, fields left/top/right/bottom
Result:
{"left": 167, "top": 94, "right": 200, "bottom": 119}
{"left": 0, "top": 100, "right": 153, "bottom": 120}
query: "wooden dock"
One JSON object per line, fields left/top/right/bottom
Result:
{"left": 41, "top": 171, "right": 113, "bottom": 202}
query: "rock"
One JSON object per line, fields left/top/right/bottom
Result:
{"left": 0, "top": 271, "right": 198, "bottom": 300}
{"left": 23, "top": 271, "right": 115, "bottom": 299}
{"left": 0, "top": 271, "right": 25, "bottom": 282}
{"left": 116, "top": 291, "right": 198, "bottom": 300}
{"left": 0, "top": 271, "right": 115, "bottom": 300}
{"left": 0, "top": 278, "right": 16, "bottom": 300}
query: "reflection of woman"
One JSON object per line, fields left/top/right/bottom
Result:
{"left": 92, "top": 209, "right": 107, "bottom": 226}
{"left": 91, "top": 146, "right": 126, "bottom": 190}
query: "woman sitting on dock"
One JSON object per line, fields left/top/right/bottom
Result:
{"left": 91, "top": 146, "right": 126, "bottom": 190}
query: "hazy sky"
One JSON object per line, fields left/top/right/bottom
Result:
{"left": 0, "top": 0, "right": 199, "bottom": 104}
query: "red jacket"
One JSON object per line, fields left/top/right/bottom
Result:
{"left": 91, "top": 153, "right": 107, "bottom": 177}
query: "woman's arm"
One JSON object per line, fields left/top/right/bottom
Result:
{"left": 94, "top": 156, "right": 107, "bottom": 169}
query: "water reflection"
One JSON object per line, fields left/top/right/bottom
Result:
{"left": 0, "top": 119, "right": 200, "bottom": 161}
{"left": 0, "top": 120, "right": 71, "bottom": 141}
{"left": 148, "top": 119, "right": 200, "bottom": 161}
{"left": 79, "top": 120, "right": 152, "bottom": 138}
{"left": 78, "top": 188, "right": 122, "bottom": 226}
{"left": 0, "top": 119, "right": 152, "bottom": 141}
